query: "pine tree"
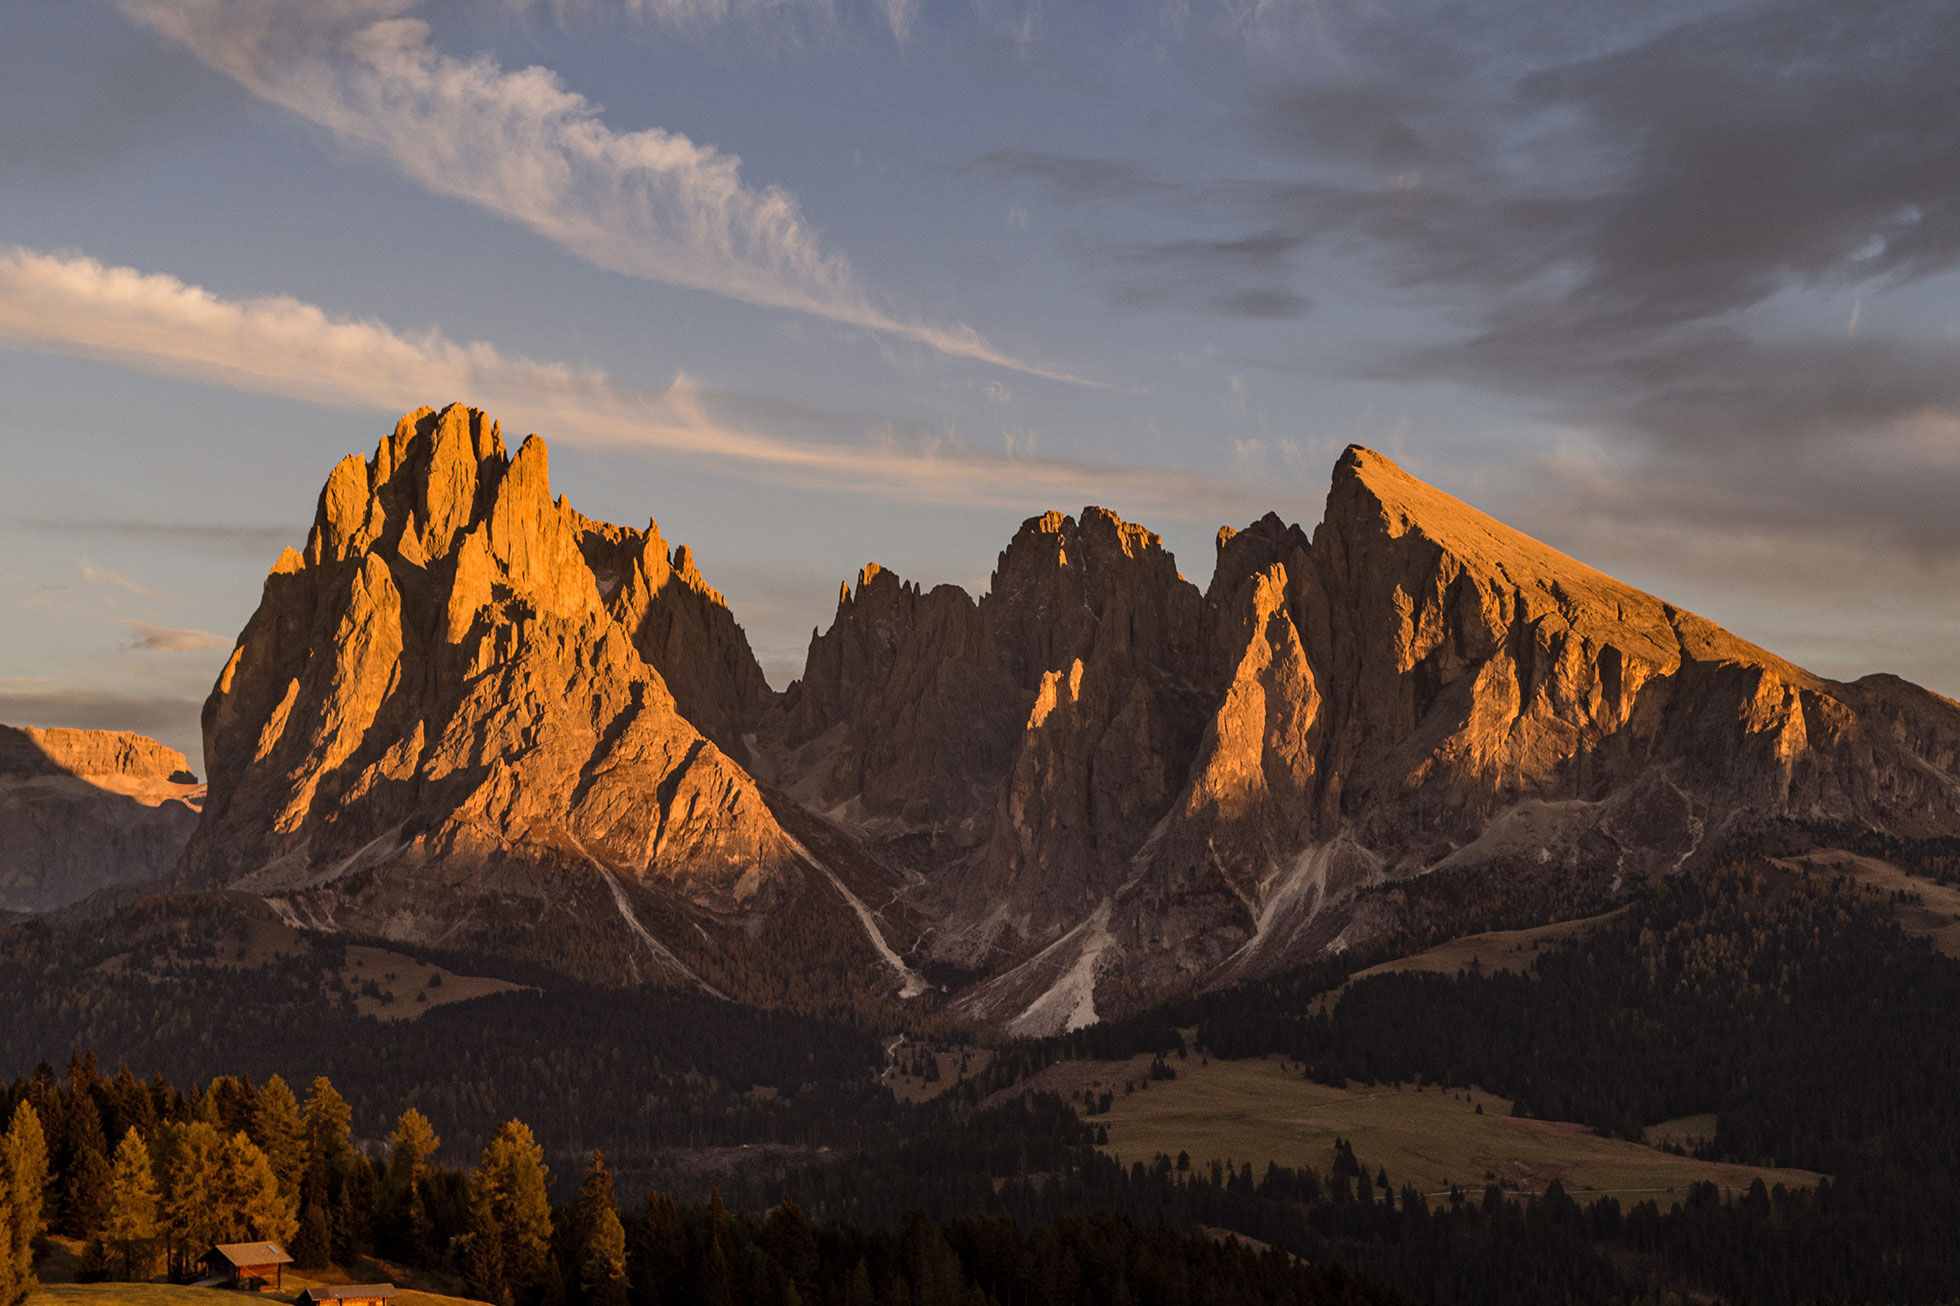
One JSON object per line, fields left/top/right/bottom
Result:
{"left": 296, "top": 1079, "right": 352, "bottom": 1270}
{"left": 763, "top": 1199, "right": 817, "bottom": 1302}
{"left": 465, "top": 1121, "right": 552, "bottom": 1306}
{"left": 205, "top": 1078, "right": 256, "bottom": 1138}
{"left": 383, "top": 1110, "right": 440, "bottom": 1265}
{"left": 159, "top": 1120, "right": 225, "bottom": 1279}
{"left": 103, "top": 1129, "right": 160, "bottom": 1282}
{"left": 302, "top": 1080, "right": 352, "bottom": 1172}
{"left": 579, "top": 1208, "right": 628, "bottom": 1306}
{"left": 249, "top": 1077, "right": 308, "bottom": 1203}
{"left": 66, "top": 1147, "right": 113, "bottom": 1248}
{"left": 220, "top": 1132, "right": 297, "bottom": 1247}
{"left": 3, "top": 1102, "right": 48, "bottom": 1299}
{"left": 628, "top": 1193, "right": 682, "bottom": 1306}
{"left": 569, "top": 1152, "right": 614, "bottom": 1269}
{"left": 1, "top": 1143, "right": 23, "bottom": 1306}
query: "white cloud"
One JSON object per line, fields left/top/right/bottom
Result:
{"left": 117, "top": 0, "right": 1086, "bottom": 383}
{"left": 0, "top": 247, "right": 1253, "bottom": 519}
{"left": 123, "top": 621, "right": 229, "bottom": 652}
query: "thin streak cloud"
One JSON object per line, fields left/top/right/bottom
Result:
{"left": 78, "top": 557, "right": 165, "bottom": 599}
{"left": 123, "top": 621, "right": 229, "bottom": 652}
{"left": 116, "top": 0, "right": 1091, "bottom": 384}
{"left": 0, "top": 248, "right": 1258, "bottom": 521}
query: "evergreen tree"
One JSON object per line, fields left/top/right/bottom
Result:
{"left": 464, "top": 1121, "right": 552, "bottom": 1306}
{"left": 628, "top": 1193, "right": 682, "bottom": 1306}
{"left": 220, "top": 1131, "right": 297, "bottom": 1246}
{"left": 0, "top": 1143, "right": 22, "bottom": 1306}
{"left": 66, "top": 1146, "right": 113, "bottom": 1248}
{"left": 763, "top": 1198, "right": 817, "bottom": 1303}
{"left": 3, "top": 1102, "right": 48, "bottom": 1298}
{"left": 103, "top": 1129, "right": 160, "bottom": 1281}
{"left": 205, "top": 1077, "right": 256, "bottom": 1138}
{"left": 249, "top": 1076, "right": 308, "bottom": 1203}
{"left": 382, "top": 1109, "right": 441, "bottom": 1265}
{"left": 159, "top": 1120, "right": 224, "bottom": 1279}
{"left": 579, "top": 1207, "right": 628, "bottom": 1306}
{"left": 296, "top": 1078, "right": 352, "bottom": 1269}
{"left": 302, "top": 1079, "right": 353, "bottom": 1171}
{"left": 569, "top": 1152, "right": 614, "bottom": 1268}
{"left": 291, "top": 1201, "right": 332, "bottom": 1272}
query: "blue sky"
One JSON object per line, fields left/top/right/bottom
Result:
{"left": 4, "top": 0, "right": 1959, "bottom": 764}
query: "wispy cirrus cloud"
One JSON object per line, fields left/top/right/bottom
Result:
{"left": 116, "top": 0, "right": 1088, "bottom": 383}
{"left": 0, "top": 247, "right": 1261, "bottom": 520}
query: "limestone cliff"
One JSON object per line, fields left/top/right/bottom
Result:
{"left": 951, "top": 447, "right": 1960, "bottom": 1028}
{"left": 0, "top": 725, "right": 202, "bottom": 912}
{"left": 169, "top": 410, "right": 1960, "bottom": 1026}
{"left": 181, "top": 404, "right": 906, "bottom": 994}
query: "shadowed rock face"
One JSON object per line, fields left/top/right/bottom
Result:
{"left": 170, "top": 405, "right": 1960, "bottom": 1028}
{"left": 781, "top": 446, "right": 1960, "bottom": 1031}
{"left": 0, "top": 726, "right": 202, "bottom": 912}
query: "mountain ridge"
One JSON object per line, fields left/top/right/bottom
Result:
{"left": 57, "top": 401, "right": 1960, "bottom": 1030}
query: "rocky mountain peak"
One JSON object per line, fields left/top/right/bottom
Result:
{"left": 181, "top": 405, "right": 805, "bottom": 986}
{"left": 124, "top": 407, "right": 1960, "bottom": 1032}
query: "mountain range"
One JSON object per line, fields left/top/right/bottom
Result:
{"left": 13, "top": 401, "right": 1960, "bottom": 1033}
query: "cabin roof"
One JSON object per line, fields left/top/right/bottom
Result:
{"left": 300, "top": 1287, "right": 397, "bottom": 1301}
{"left": 207, "top": 1242, "right": 294, "bottom": 1267}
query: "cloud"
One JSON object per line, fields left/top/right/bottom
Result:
{"left": 78, "top": 557, "right": 165, "bottom": 599}
{"left": 1234, "top": 0, "right": 1960, "bottom": 442}
{"left": 0, "top": 247, "right": 1266, "bottom": 522}
{"left": 0, "top": 687, "right": 205, "bottom": 753}
{"left": 123, "top": 621, "right": 229, "bottom": 652}
{"left": 116, "top": 0, "right": 1089, "bottom": 384}
{"left": 16, "top": 518, "right": 299, "bottom": 560}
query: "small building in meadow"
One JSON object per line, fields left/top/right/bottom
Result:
{"left": 200, "top": 1242, "right": 294, "bottom": 1291}
{"left": 298, "top": 1285, "right": 398, "bottom": 1306}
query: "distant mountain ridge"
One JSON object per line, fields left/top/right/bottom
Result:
{"left": 76, "top": 403, "right": 1960, "bottom": 1030}
{"left": 0, "top": 724, "right": 202, "bottom": 912}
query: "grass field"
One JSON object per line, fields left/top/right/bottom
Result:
{"left": 1086, "top": 1055, "right": 1822, "bottom": 1201}
{"left": 33, "top": 1284, "right": 487, "bottom": 1306}
{"left": 31, "top": 1240, "right": 488, "bottom": 1306}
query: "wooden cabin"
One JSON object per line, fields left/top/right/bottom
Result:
{"left": 201, "top": 1242, "right": 294, "bottom": 1291}
{"left": 298, "top": 1286, "right": 397, "bottom": 1306}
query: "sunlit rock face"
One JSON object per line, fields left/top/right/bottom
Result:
{"left": 182, "top": 404, "right": 811, "bottom": 986}
{"left": 177, "top": 405, "right": 1960, "bottom": 1028}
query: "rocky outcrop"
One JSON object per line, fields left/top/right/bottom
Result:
{"left": 167, "top": 406, "right": 1960, "bottom": 1028}
{"left": 955, "top": 447, "right": 1960, "bottom": 1027}
{"left": 181, "top": 404, "right": 910, "bottom": 993}
{"left": 0, "top": 725, "right": 202, "bottom": 912}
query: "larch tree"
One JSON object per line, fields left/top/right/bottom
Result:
{"left": 383, "top": 1109, "right": 441, "bottom": 1265}
{"left": 464, "top": 1120, "right": 553, "bottom": 1306}
{"left": 249, "top": 1076, "right": 308, "bottom": 1203}
{"left": 580, "top": 1207, "right": 629, "bottom": 1306}
{"left": 3, "top": 1102, "right": 47, "bottom": 1297}
{"left": 569, "top": 1152, "right": 615, "bottom": 1267}
{"left": 160, "top": 1120, "right": 225, "bottom": 1279}
{"left": 220, "top": 1131, "right": 297, "bottom": 1246}
{"left": 1, "top": 1143, "right": 22, "bottom": 1306}
{"left": 102, "top": 1128, "right": 160, "bottom": 1281}
{"left": 302, "top": 1079, "right": 353, "bottom": 1171}
{"left": 296, "top": 1078, "right": 352, "bottom": 1269}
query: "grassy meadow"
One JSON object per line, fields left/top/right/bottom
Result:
{"left": 1087, "top": 1054, "right": 1822, "bottom": 1201}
